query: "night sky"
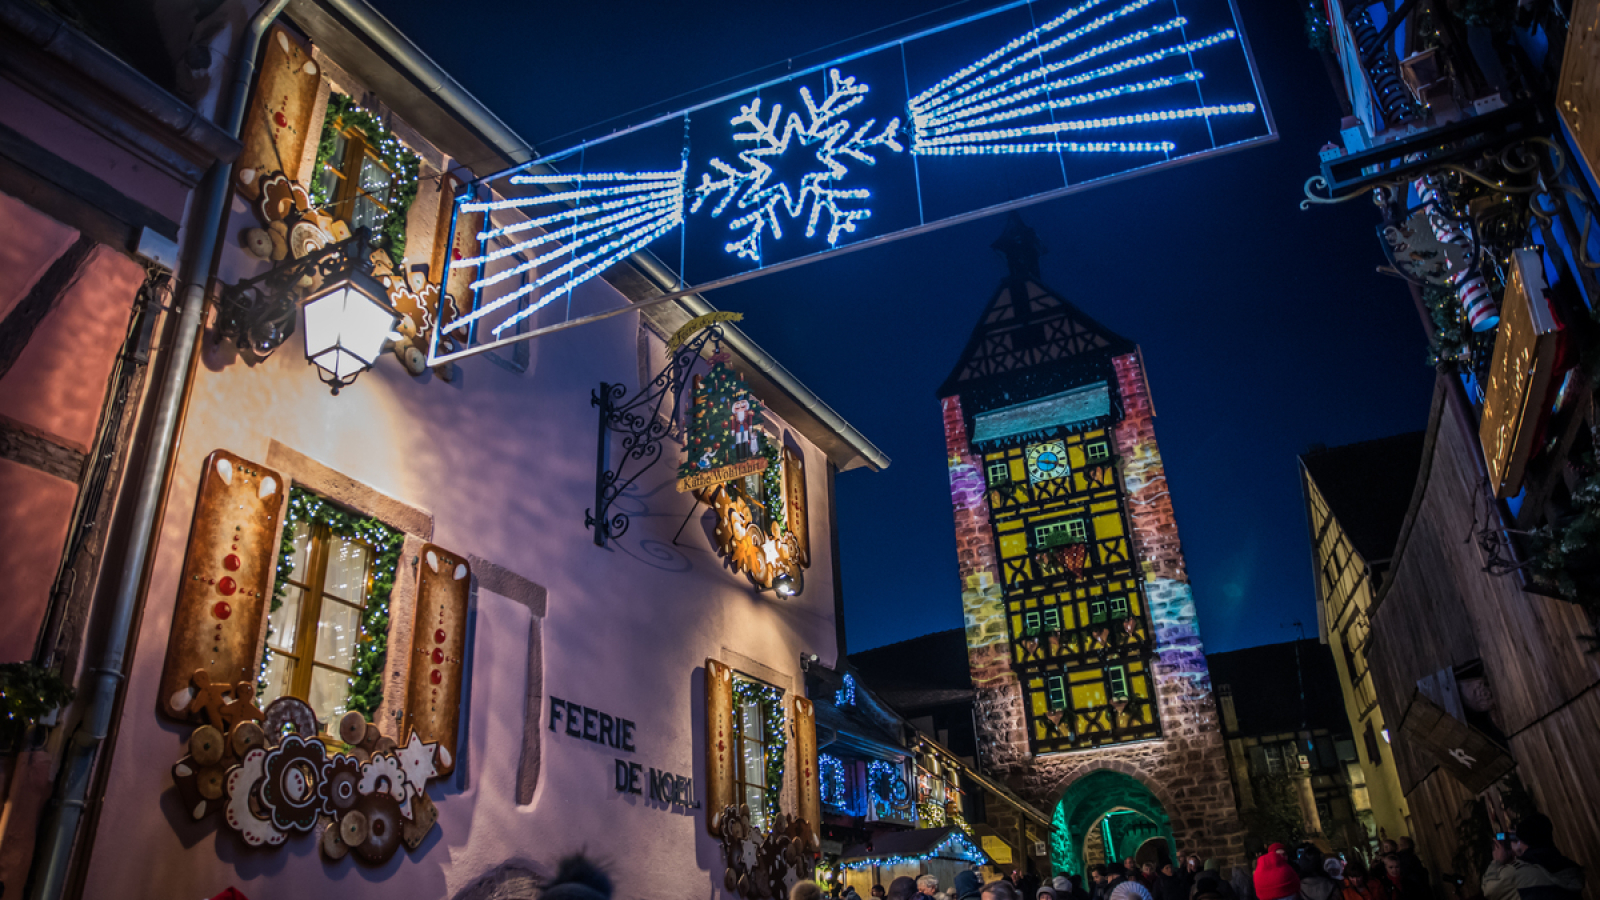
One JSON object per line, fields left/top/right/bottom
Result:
{"left": 371, "top": 0, "right": 1436, "bottom": 653}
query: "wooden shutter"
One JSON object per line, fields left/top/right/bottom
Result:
{"left": 793, "top": 695, "right": 820, "bottom": 832}
{"left": 158, "top": 451, "right": 285, "bottom": 721}
{"left": 439, "top": 206, "right": 483, "bottom": 342}
{"left": 403, "top": 545, "right": 471, "bottom": 775}
{"left": 235, "top": 27, "right": 322, "bottom": 200}
{"left": 705, "top": 658, "right": 736, "bottom": 835}
{"left": 782, "top": 447, "right": 810, "bottom": 566}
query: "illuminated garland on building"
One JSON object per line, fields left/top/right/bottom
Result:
{"left": 834, "top": 673, "right": 856, "bottom": 707}
{"left": 732, "top": 677, "right": 789, "bottom": 825}
{"left": 820, "top": 753, "right": 848, "bottom": 808}
{"left": 309, "top": 93, "right": 421, "bottom": 262}
{"left": 839, "top": 829, "right": 989, "bottom": 870}
{"left": 868, "top": 760, "right": 913, "bottom": 819}
{"left": 261, "top": 488, "right": 403, "bottom": 719}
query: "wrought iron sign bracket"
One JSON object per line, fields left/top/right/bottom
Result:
{"left": 586, "top": 325, "right": 726, "bottom": 547}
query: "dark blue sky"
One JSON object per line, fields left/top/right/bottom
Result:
{"left": 372, "top": 0, "right": 1436, "bottom": 653}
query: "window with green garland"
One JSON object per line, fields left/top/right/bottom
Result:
{"left": 731, "top": 676, "right": 787, "bottom": 833}
{"left": 310, "top": 93, "right": 421, "bottom": 263}
{"left": 260, "top": 488, "right": 403, "bottom": 735}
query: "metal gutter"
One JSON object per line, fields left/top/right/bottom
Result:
{"left": 313, "top": 0, "right": 889, "bottom": 473}
{"left": 0, "top": 0, "right": 239, "bottom": 164}
{"left": 26, "top": 3, "right": 289, "bottom": 899}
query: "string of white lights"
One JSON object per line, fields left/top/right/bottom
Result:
{"left": 922, "top": 72, "right": 1205, "bottom": 140}
{"left": 506, "top": 168, "right": 687, "bottom": 185}
{"left": 908, "top": 0, "right": 1116, "bottom": 109}
{"left": 483, "top": 214, "right": 684, "bottom": 337}
{"left": 910, "top": 0, "right": 1162, "bottom": 114}
{"left": 917, "top": 28, "right": 1236, "bottom": 134}
{"left": 476, "top": 183, "right": 681, "bottom": 243}
{"left": 917, "top": 17, "right": 1193, "bottom": 124}
{"left": 916, "top": 102, "right": 1257, "bottom": 149}
{"left": 460, "top": 176, "right": 677, "bottom": 214}
{"left": 467, "top": 195, "right": 684, "bottom": 290}
{"left": 915, "top": 139, "right": 1175, "bottom": 155}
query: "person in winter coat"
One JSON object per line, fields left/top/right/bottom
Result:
{"left": 1336, "top": 858, "right": 1373, "bottom": 900}
{"left": 1156, "top": 864, "right": 1191, "bottom": 900}
{"left": 1296, "top": 845, "right": 1340, "bottom": 900}
{"left": 1231, "top": 866, "right": 1256, "bottom": 900}
{"left": 983, "top": 881, "right": 1023, "bottom": 900}
{"left": 889, "top": 876, "right": 922, "bottom": 900}
{"left": 1255, "top": 844, "right": 1303, "bottom": 900}
{"left": 1481, "top": 814, "right": 1585, "bottom": 900}
{"left": 955, "top": 870, "right": 986, "bottom": 900}
{"left": 1192, "top": 869, "right": 1237, "bottom": 900}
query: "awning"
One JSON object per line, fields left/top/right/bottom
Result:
{"left": 842, "top": 826, "right": 990, "bottom": 867}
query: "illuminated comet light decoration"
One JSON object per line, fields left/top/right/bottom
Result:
{"left": 908, "top": 0, "right": 1253, "bottom": 156}
{"left": 447, "top": 0, "right": 1258, "bottom": 338}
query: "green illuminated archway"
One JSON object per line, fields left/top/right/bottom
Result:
{"left": 1049, "top": 770, "right": 1176, "bottom": 876}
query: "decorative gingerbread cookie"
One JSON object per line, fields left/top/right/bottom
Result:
{"left": 349, "top": 792, "right": 402, "bottom": 864}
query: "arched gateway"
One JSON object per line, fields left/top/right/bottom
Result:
{"left": 1050, "top": 771, "right": 1175, "bottom": 875}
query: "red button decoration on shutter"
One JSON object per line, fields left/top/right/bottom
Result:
{"left": 213, "top": 601, "right": 232, "bottom": 620}
{"left": 217, "top": 576, "right": 238, "bottom": 596}
{"left": 434, "top": 629, "right": 446, "bottom": 644}
{"left": 430, "top": 670, "right": 442, "bottom": 685}
{"left": 223, "top": 554, "right": 241, "bottom": 571}
{"left": 431, "top": 649, "right": 444, "bottom": 665}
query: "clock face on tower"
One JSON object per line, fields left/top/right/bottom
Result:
{"left": 1026, "top": 440, "right": 1069, "bottom": 484}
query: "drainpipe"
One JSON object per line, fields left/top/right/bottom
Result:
{"left": 27, "top": 2, "right": 289, "bottom": 897}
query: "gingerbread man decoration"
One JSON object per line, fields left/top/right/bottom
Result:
{"left": 186, "top": 670, "right": 231, "bottom": 730}
{"left": 221, "top": 682, "right": 264, "bottom": 733}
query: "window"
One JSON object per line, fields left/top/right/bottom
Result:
{"left": 261, "top": 520, "right": 372, "bottom": 733}
{"left": 1043, "top": 607, "right": 1061, "bottom": 632}
{"left": 1046, "top": 675, "right": 1067, "bottom": 710}
{"left": 987, "top": 460, "right": 1010, "bottom": 486}
{"left": 316, "top": 129, "right": 396, "bottom": 233}
{"left": 1023, "top": 611, "right": 1041, "bottom": 636}
{"left": 1107, "top": 665, "right": 1128, "bottom": 699}
{"left": 1035, "top": 519, "right": 1086, "bottom": 548}
{"left": 1263, "top": 743, "right": 1286, "bottom": 775}
{"left": 1086, "top": 441, "right": 1110, "bottom": 462}
{"left": 1110, "top": 596, "right": 1129, "bottom": 619}
{"left": 1090, "top": 600, "right": 1108, "bottom": 623}
{"left": 735, "top": 688, "right": 772, "bottom": 833}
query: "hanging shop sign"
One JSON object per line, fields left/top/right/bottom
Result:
{"left": 1397, "top": 691, "right": 1515, "bottom": 795}
{"left": 1480, "top": 249, "right": 1562, "bottom": 499}
{"left": 1557, "top": 0, "right": 1600, "bottom": 180}
{"left": 431, "top": 0, "right": 1274, "bottom": 365}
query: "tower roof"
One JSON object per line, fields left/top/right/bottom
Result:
{"left": 938, "top": 215, "right": 1134, "bottom": 398}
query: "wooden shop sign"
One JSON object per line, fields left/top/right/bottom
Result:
{"left": 677, "top": 455, "right": 767, "bottom": 493}
{"left": 1480, "top": 249, "right": 1560, "bottom": 499}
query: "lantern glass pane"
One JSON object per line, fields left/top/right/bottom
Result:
{"left": 302, "top": 285, "right": 349, "bottom": 360}
{"left": 343, "top": 287, "right": 398, "bottom": 365}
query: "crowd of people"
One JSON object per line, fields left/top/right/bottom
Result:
{"left": 530, "top": 812, "right": 1582, "bottom": 900}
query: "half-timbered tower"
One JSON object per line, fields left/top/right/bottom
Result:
{"left": 939, "top": 216, "right": 1245, "bottom": 873}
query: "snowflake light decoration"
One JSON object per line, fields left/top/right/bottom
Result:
{"left": 690, "top": 68, "right": 903, "bottom": 263}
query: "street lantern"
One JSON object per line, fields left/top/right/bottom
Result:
{"left": 215, "top": 226, "right": 399, "bottom": 394}
{"left": 301, "top": 268, "right": 398, "bottom": 394}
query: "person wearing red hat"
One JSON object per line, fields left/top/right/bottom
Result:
{"left": 1254, "top": 844, "right": 1302, "bottom": 900}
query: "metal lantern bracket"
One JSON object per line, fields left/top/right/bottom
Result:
{"left": 215, "top": 228, "right": 376, "bottom": 361}
{"left": 586, "top": 324, "right": 726, "bottom": 546}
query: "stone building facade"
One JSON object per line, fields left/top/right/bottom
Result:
{"left": 939, "top": 217, "right": 1245, "bottom": 873}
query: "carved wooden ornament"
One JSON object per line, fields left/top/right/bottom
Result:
{"left": 403, "top": 545, "right": 470, "bottom": 775}
{"left": 705, "top": 659, "right": 736, "bottom": 836}
{"left": 159, "top": 451, "right": 284, "bottom": 721}
{"left": 235, "top": 27, "right": 321, "bottom": 200}
{"left": 793, "top": 695, "right": 820, "bottom": 833}
{"left": 781, "top": 447, "right": 810, "bottom": 566}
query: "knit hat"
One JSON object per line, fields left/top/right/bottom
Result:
{"left": 956, "top": 871, "right": 985, "bottom": 900}
{"left": 1323, "top": 859, "right": 1345, "bottom": 880}
{"left": 1109, "top": 882, "right": 1153, "bottom": 900}
{"left": 542, "top": 855, "right": 612, "bottom": 900}
{"left": 1202, "top": 860, "right": 1221, "bottom": 873}
{"left": 1037, "top": 887, "right": 1057, "bottom": 900}
{"left": 1053, "top": 877, "right": 1073, "bottom": 895}
{"left": 888, "top": 876, "right": 920, "bottom": 900}
{"left": 1254, "top": 845, "right": 1302, "bottom": 900}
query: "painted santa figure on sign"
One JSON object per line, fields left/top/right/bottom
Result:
{"left": 731, "top": 395, "right": 758, "bottom": 459}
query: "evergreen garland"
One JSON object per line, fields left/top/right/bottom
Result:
{"left": 760, "top": 437, "right": 785, "bottom": 533}
{"left": 0, "top": 663, "right": 74, "bottom": 752}
{"left": 309, "top": 93, "right": 421, "bottom": 263}
{"left": 260, "top": 488, "right": 404, "bottom": 718}
{"left": 732, "top": 677, "right": 788, "bottom": 826}
{"left": 1304, "top": 0, "right": 1332, "bottom": 51}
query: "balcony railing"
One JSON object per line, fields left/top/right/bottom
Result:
{"left": 1014, "top": 615, "right": 1152, "bottom": 667}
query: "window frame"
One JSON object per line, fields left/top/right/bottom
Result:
{"left": 1042, "top": 607, "right": 1061, "bottom": 632}
{"left": 1086, "top": 441, "right": 1111, "bottom": 462}
{"left": 1109, "top": 596, "right": 1129, "bottom": 619}
{"left": 733, "top": 681, "right": 775, "bottom": 832}
{"left": 1090, "top": 599, "right": 1108, "bottom": 623}
{"left": 1046, "top": 674, "right": 1067, "bottom": 711}
{"left": 1023, "top": 610, "right": 1042, "bottom": 636}
{"left": 318, "top": 126, "right": 395, "bottom": 231}
{"left": 1106, "top": 665, "right": 1129, "bottom": 700}
{"left": 986, "top": 460, "right": 1011, "bottom": 486}
{"left": 263, "top": 519, "right": 373, "bottom": 725}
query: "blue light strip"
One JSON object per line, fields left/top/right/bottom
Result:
{"left": 469, "top": 194, "right": 683, "bottom": 290}
{"left": 916, "top": 102, "right": 1257, "bottom": 150}
{"left": 914, "top": 140, "right": 1176, "bottom": 155}
{"left": 924, "top": 72, "right": 1205, "bottom": 138}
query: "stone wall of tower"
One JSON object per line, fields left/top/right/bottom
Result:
{"left": 944, "top": 352, "right": 1246, "bottom": 864}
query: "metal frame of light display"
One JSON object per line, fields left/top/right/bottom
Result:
{"left": 429, "top": 0, "right": 1274, "bottom": 365}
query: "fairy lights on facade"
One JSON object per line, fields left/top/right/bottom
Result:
{"left": 839, "top": 829, "right": 989, "bottom": 870}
